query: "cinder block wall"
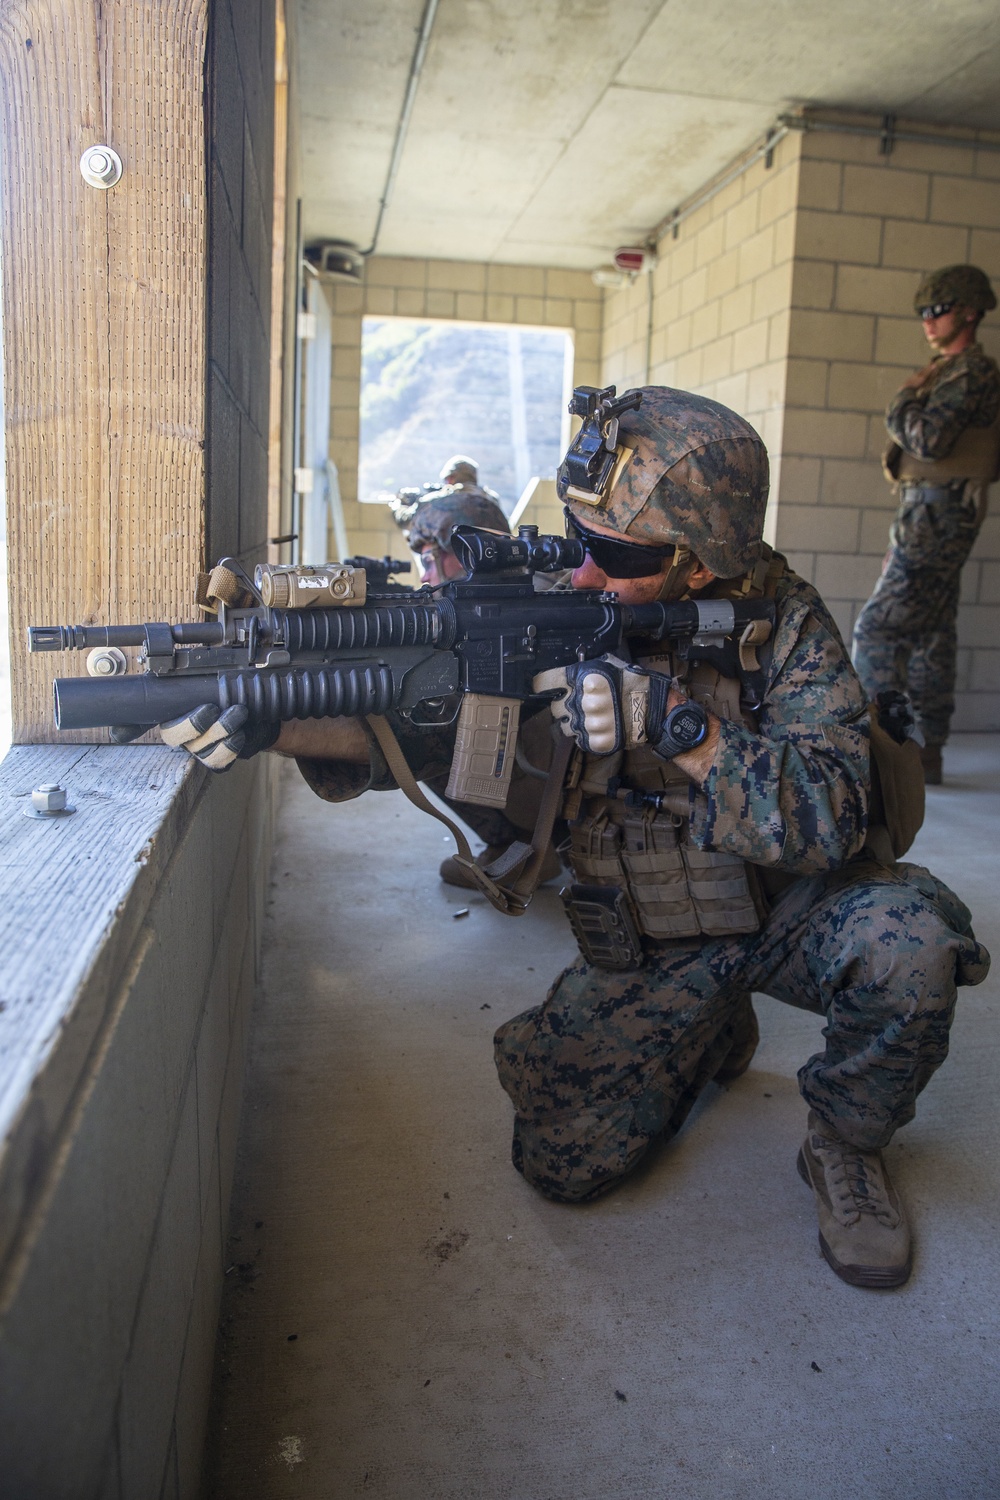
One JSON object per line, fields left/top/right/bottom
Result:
{"left": 778, "top": 115, "right": 1000, "bottom": 729}
{"left": 600, "top": 131, "right": 801, "bottom": 535}
{"left": 601, "top": 113, "right": 1000, "bottom": 731}
{"left": 326, "top": 258, "right": 603, "bottom": 559}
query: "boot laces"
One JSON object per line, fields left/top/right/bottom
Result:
{"left": 814, "top": 1137, "right": 898, "bottom": 1227}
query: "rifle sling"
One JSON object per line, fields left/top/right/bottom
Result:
{"left": 366, "top": 713, "right": 571, "bottom": 916}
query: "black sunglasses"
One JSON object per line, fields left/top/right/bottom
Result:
{"left": 565, "top": 509, "right": 677, "bottom": 578}
{"left": 918, "top": 302, "right": 954, "bottom": 320}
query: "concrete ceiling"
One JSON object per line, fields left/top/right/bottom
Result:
{"left": 293, "top": 0, "right": 1000, "bottom": 269}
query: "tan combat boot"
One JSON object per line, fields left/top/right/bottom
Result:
{"left": 797, "top": 1113, "right": 912, "bottom": 1288}
{"left": 439, "top": 841, "right": 563, "bottom": 890}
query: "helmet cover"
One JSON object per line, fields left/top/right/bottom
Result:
{"left": 913, "top": 264, "right": 996, "bottom": 315}
{"left": 439, "top": 454, "right": 479, "bottom": 485}
{"left": 559, "top": 386, "right": 769, "bottom": 578}
{"left": 403, "top": 487, "right": 510, "bottom": 552}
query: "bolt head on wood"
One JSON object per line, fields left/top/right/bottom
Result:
{"left": 86, "top": 647, "right": 128, "bottom": 678}
{"left": 32, "top": 783, "right": 67, "bottom": 812}
{"left": 80, "top": 145, "right": 123, "bottom": 189}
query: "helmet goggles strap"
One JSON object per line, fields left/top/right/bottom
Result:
{"left": 655, "top": 545, "right": 692, "bottom": 601}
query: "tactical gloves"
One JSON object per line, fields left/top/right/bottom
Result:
{"left": 533, "top": 656, "right": 673, "bottom": 755}
{"left": 111, "top": 703, "right": 279, "bottom": 771}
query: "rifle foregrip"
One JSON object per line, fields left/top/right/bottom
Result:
{"left": 53, "top": 664, "right": 396, "bottom": 731}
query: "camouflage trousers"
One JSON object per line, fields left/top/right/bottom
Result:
{"left": 494, "top": 860, "right": 988, "bottom": 1203}
{"left": 852, "top": 482, "right": 984, "bottom": 746}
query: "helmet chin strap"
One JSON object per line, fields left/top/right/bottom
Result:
{"left": 655, "top": 545, "right": 692, "bottom": 601}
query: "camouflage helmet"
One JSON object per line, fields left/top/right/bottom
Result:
{"left": 439, "top": 454, "right": 479, "bottom": 485}
{"left": 558, "top": 386, "right": 769, "bottom": 578}
{"left": 403, "top": 486, "right": 510, "bottom": 553}
{"left": 914, "top": 264, "right": 996, "bottom": 316}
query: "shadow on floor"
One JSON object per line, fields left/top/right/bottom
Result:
{"left": 202, "top": 736, "right": 1000, "bottom": 1500}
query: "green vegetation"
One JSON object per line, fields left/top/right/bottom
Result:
{"left": 359, "top": 317, "right": 570, "bottom": 511}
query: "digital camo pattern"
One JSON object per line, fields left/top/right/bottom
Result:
{"left": 885, "top": 343, "right": 1000, "bottom": 461}
{"left": 688, "top": 568, "right": 871, "bottom": 873}
{"left": 440, "top": 455, "right": 479, "bottom": 483}
{"left": 490, "top": 565, "right": 986, "bottom": 1201}
{"left": 913, "top": 264, "right": 996, "bottom": 314}
{"left": 295, "top": 558, "right": 987, "bottom": 1204}
{"left": 494, "top": 861, "right": 988, "bottom": 1203}
{"left": 854, "top": 346, "right": 1000, "bottom": 745}
{"left": 853, "top": 483, "right": 983, "bottom": 746}
{"left": 559, "top": 386, "right": 770, "bottom": 578}
{"left": 400, "top": 486, "right": 510, "bottom": 552}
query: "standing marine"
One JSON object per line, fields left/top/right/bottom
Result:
{"left": 852, "top": 264, "right": 1000, "bottom": 784}
{"left": 155, "top": 386, "right": 989, "bottom": 1291}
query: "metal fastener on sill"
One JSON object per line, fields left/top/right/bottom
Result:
{"left": 24, "top": 782, "right": 77, "bottom": 819}
{"left": 80, "top": 144, "right": 123, "bottom": 189}
{"left": 87, "top": 646, "right": 128, "bottom": 677}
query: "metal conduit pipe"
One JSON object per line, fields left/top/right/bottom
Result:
{"left": 639, "top": 111, "right": 1000, "bottom": 265}
{"left": 645, "top": 124, "right": 790, "bottom": 251}
{"left": 780, "top": 112, "right": 1000, "bottom": 156}
{"left": 360, "top": 0, "right": 441, "bottom": 258}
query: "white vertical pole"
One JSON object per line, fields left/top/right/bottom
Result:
{"left": 507, "top": 326, "right": 531, "bottom": 503}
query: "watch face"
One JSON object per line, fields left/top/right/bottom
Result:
{"left": 671, "top": 703, "right": 707, "bottom": 749}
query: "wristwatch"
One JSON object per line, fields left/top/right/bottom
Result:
{"left": 652, "top": 699, "right": 709, "bottom": 760}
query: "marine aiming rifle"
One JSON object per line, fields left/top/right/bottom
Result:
{"left": 341, "top": 555, "right": 412, "bottom": 593}
{"left": 29, "top": 524, "right": 775, "bottom": 817}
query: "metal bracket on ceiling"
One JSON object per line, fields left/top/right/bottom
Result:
{"left": 764, "top": 128, "right": 779, "bottom": 170}
{"left": 879, "top": 114, "right": 896, "bottom": 157}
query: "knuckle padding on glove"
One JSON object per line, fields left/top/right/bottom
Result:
{"left": 567, "top": 660, "right": 623, "bottom": 753}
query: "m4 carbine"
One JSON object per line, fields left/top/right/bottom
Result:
{"left": 341, "top": 554, "right": 412, "bottom": 593}
{"left": 30, "top": 524, "right": 775, "bottom": 812}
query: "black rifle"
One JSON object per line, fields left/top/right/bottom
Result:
{"left": 342, "top": 555, "right": 412, "bottom": 593}
{"left": 30, "top": 525, "right": 775, "bottom": 809}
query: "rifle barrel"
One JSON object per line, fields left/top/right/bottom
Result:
{"left": 29, "top": 623, "right": 225, "bottom": 651}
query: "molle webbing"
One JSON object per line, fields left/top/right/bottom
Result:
{"left": 565, "top": 612, "right": 772, "bottom": 944}
{"left": 567, "top": 809, "right": 764, "bottom": 941}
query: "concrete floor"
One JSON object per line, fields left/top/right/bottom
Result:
{"left": 203, "top": 736, "right": 1000, "bottom": 1500}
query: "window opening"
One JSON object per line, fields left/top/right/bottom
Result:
{"left": 358, "top": 317, "right": 572, "bottom": 515}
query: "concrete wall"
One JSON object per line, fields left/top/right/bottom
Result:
{"left": 778, "top": 118, "right": 1000, "bottom": 728}
{"left": 600, "top": 114, "right": 1000, "bottom": 729}
{"left": 0, "top": 752, "right": 276, "bottom": 1499}
{"left": 326, "top": 257, "right": 603, "bottom": 559}
{"left": 601, "top": 130, "right": 801, "bottom": 517}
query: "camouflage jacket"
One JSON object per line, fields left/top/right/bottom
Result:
{"left": 885, "top": 342, "right": 1000, "bottom": 461}
{"left": 684, "top": 569, "right": 869, "bottom": 874}
{"left": 296, "top": 565, "right": 871, "bottom": 880}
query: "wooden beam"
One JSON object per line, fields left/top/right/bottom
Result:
{"left": 267, "top": 0, "right": 289, "bottom": 562}
{"left": 0, "top": 0, "right": 208, "bottom": 742}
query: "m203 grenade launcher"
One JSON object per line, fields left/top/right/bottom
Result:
{"left": 29, "top": 524, "right": 775, "bottom": 812}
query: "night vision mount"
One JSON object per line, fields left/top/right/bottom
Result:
{"left": 562, "top": 384, "right": 643, "bottom": 507}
